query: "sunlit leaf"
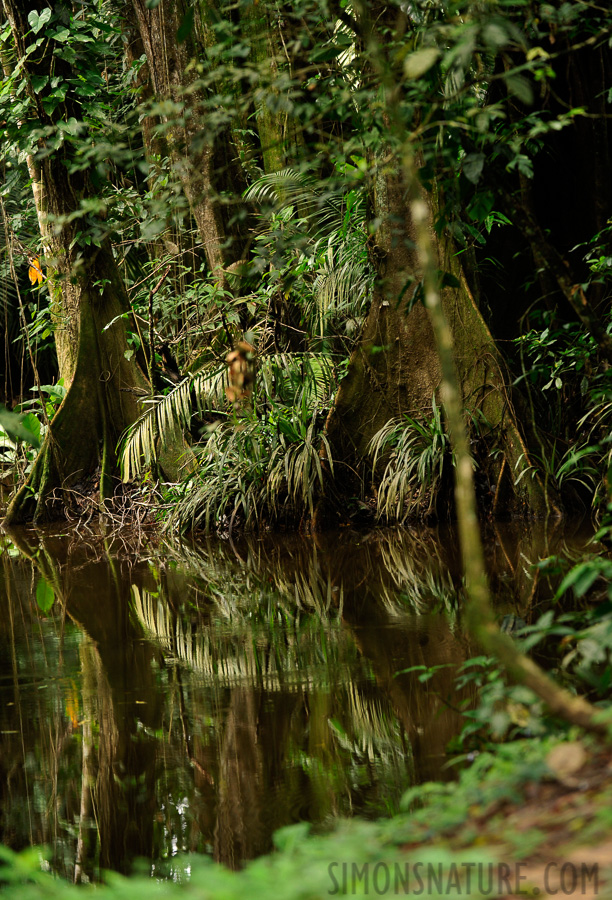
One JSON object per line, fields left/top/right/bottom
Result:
{"left": 404, "top": 47, "right": 439, "bottom": 80}
{"left": 27, "top": 8, "right": 51, "bottom": 34}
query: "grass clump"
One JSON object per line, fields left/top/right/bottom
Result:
{"left": 166, "top": 407, "right": 332, "bottom": 534}
{"left": 368, "top": 399, "right": 451, "bottom": 523}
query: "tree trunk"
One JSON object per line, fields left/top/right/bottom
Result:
{"left": 4, "top": 243, "right": 148, "bottom": 523}
{"left": 240, "top": 2, "right": 306, "bottom": 177}
{"left": 322, "top": 156, "right": 550, "bottom": 520}
{"left": 130, "top": 0, "right": 250, "bottom": 283}
{"left": 1, "top": 0, "right": 148, "bottom": 524}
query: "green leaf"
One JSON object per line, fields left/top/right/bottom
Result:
{"left": 0, "top": 405, "right": 41, "bottom": 448}
{"left": 462, "top": 152, "right": 485, "bottom": 184}
{"left": 467, "top": 191, "right": 495, "bottom": 223}
{"left": 28, "top": 8, "right": 52, "bottom": 34}
{"left": 176, "top": 8, "right": 194, "bottom": 44}
{"left": 58, "top": 117, "right": 81, "bottom": 135}
{"left": 49, "top": 27, "right": 70, "bottom": 42}
{"left": 36, "top": 578, "right": 55, "bottom": 612}
{"left": 556, "top": 561, "right": 610, "bottom": 600}
{"left": 505, "top": 74, "right": 533, "bottom": 105}
{"left": 41, "top": 99, "right": 57, "bottom": 115}
{"left": 30, "top": 74, "right": 48, "bottom": 93}
{"left": 404, "top": 47, "right": 439, "bottom": 80}
{"left": 21, "top": 413, "right": 41, "bottom": 444}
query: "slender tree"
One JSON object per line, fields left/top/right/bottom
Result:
{"left": 130, "top": 0, "right": 250, "bottom": 283}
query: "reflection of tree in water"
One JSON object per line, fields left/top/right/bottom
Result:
{"left": 0, "top": 532, "right": 162, "bottom": 881}
{"left": 0, "top": 521, "right": 600, "bottom": 877}
{"left": 132, "top": 546, "right": 414, "bottom": 868}
{"left": 145, "top": 527, "right": 471, "bottom": 861}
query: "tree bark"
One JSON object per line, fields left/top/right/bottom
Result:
{"left": 130, "top": 0, "right": 250, "bottom": 282}
{"left": 1, "top": 0, "right": 148, "bottom": 524}
{"left": 407, "top": 152, "right": 608, "bottom": 737}
{"left": 322, "top": 157, "right": 549, "bottom": 519}
{"left": 319, "top": 1, "right": 551, "bottom": 522}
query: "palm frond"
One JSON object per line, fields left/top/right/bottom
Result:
{"left": 311, "top": 235, "right": 372, "bottom": 334}
{"left": 258, "top": 352, "right": 337, "bottom": 407}
{"left": 369, "top": 399, "right": 451, "bottom": 522}
{"left": 244, "top": 167, "right": 315, "bottom": 209}
{"left": 120, "top": 363, "right": 227, "bottom": 480}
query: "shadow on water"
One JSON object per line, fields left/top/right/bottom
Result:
{"left": 0, "top": 519, "right": 599, "bottom": 879}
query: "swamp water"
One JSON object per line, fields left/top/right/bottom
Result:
{"left": 0, "top": 521, "right": 597, "bottom": 880}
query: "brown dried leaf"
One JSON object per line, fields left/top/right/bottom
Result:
{"left": 546, "top": 742, "right": 588, "bottom": 784}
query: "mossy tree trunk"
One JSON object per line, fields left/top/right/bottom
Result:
{"left": 1, "top": 0, "right": 148, "bottom": 524}
{"left": 130, "top": 0, "right": 250, "bottom": 283}
{"left": 4, "top": 240, "right": 148, "bottom": 524}
{"left": 240, "top": 2, "right": 306, "bottom": 178}
{"left": 323, "top": 156, "right": 549, "bottom": 518}
{"left": 321, "top": 1, "right": 550, "bottom": 521}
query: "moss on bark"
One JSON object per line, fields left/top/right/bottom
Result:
{"left": 322, "top": 163, "right": 551, "bottom": 521}
{"left": 4, "top": 248, "right": 147, "bottom": 525}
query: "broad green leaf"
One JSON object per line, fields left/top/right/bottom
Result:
{"left": 36, "top": 578, "right": 55, "bottom": 612}
{"left": 58, "top": 117, "right": 81, "bottom": 135}
{"left": 21, "top": 413, "right": 41, "bottom": 444}
{"left": 505, "top": 74, "right": 533, "bottom": 105}
{"left": 483, "top": 22, "right": 509, "bottom": 51}
{"left": 404, "top": 47, "right": 439, "bottom": 80}
{"left": 30, "top": 74, "right": 48, "bottom": 93}
{"left": 49, "top": 27, "right": 71, "bottom": 41}
{"left": 462, "top": 152, "right": 485, "bottom": 184}
{"left": 0, "top": 405, "right": 41, "bottom": 448}
{"left": 28, "top": 8, "right": 52, "bottom": 34}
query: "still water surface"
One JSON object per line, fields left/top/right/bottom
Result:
{"left": 0, "top": 521, "right": 596, "bottom": 880}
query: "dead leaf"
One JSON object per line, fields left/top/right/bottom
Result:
{"left": 226, "top": 341, "right": 256, "bottom": 404}
{"left": 546, "top": 742, "right": 588, "bottom": 786}
{"left": 28, "top": 257, "right": 44, "bottom": 286}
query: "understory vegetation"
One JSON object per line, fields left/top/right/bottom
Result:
{"left": 1, "top": 0, "right": 612, "bottom": 532}
{"left": 2, "top": 0, "right": 612, "bottom": 894}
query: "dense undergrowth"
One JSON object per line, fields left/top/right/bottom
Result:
{"left": 2, "top": 734, "right": 610, "bottom": 898}
{"left": 2, "top": 0, "right": 612, "bottom": 531}
{"left": 4, "top": 217, "right": 612, "bottom": 531}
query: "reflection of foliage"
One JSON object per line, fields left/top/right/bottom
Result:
{"left": 162, "top": 527, "right": 462, "bottom": 619}
{"left": 3, "top": 736, "right": 594, "bottom": 900}
{"left": 131, "top": 582, "right": 351, "bottom": 691}
{"left": 0, "top": 553, "right": 85, "bottom": 881}
{"left": 4, "top": 522, "right": 604, "bottom": 886}
{"left": 130, "top": 566, "right": 413, "bottom": 836}
{"left": 376, "top": 532, "right": 461, "bottom": 618}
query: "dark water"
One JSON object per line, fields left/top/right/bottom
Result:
{"left": 0, "top": 520, "right": 597, "bottom": 880}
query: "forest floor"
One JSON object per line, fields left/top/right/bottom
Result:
{"left": 405, "top": 737, "right": 612, "bottom": 898}
{"left": 2, "top": 720, "right": 612, "bottom": 899}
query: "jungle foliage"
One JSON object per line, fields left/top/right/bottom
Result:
{"left": 2, "top": 734, "right": 610, "bottom": 898}
{"left": 0, "top": 0, "right": 612, "bottom": 530}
